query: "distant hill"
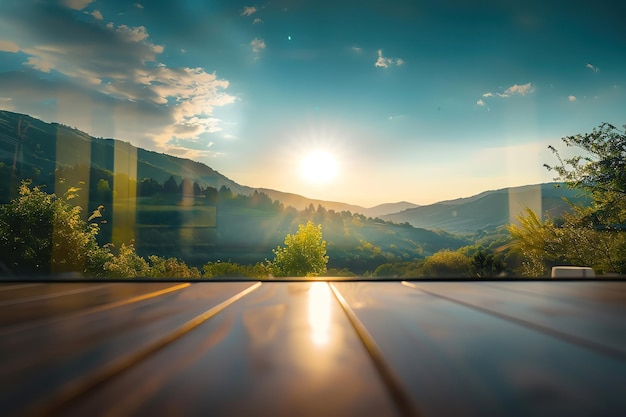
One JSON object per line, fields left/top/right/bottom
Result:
{"left": 256, "top": 188, "right": 368, "bottom": 215}
{"left": 0, "top": 109, "right": 252, "bottom": 197}
{"left": 253, "top": 192, "right": 419, "bottom": 218}
{"left": 0, "top": 110, "right": 415, "bottom": 216}
{"left": 1, "top": 110, "right": 469, "bottom": 271}
{"left": 365, "top": 201, "right": 420, "bottom": 218}
{"left": 0, "top": 110, "right": 588, "bottom": 238}
{"left": 382, "top": 183, "right": 590, "bottom": 234}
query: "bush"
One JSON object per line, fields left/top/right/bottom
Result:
{"left": 0, "top": 182, "right": 109, "bottom": 275}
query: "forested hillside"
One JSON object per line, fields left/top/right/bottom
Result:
{"left": 0, "top": 110, "right": 467, "bottom": 274}
{"left": 383, "top": 183, "right": 589, "bottom": 234}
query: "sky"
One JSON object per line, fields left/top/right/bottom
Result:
{"left": 0, "top": 0, "right": 625, "bottom": 207}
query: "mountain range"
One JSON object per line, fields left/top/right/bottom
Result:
{"left": 382, "top": 183, "right": 588, "bottom": 234}
{"left": 0, "top": 110, "right": 585, "bottom": 234}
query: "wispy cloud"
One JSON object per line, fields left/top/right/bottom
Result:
{"left": 241, "top": 6, "right": 257, "bottom": 16}
{"left": 250, "top": 38, "right": 265, "bottom": 54}
{"left": 478, "top": 82, "right": 534, "bottom": 109}
{"left": 568, "top": 95, "right": 577, "bottom": 101}
{"left": 482, "top": 82, "right": 535, "bottom": 99}
{"left": 253, "top": 18, "right": 263, "bottom": 24}
{"left": 90, "top": 10, "right": 103, "bottom": 20}
{"left": 134, "top": 3, "right": 144, "bottom": 9}
{"left": 352, "top": 46, "right": 362, "bottom": 53}
{"left": 375, "top": 49, "right": 404, "bottom": 68}
{"left": 586, "top": 62, "right": 599, "bottom": 72}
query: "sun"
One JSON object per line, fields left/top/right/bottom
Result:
{"left": 300, "top": 151, "right": 338, "bottom": 184}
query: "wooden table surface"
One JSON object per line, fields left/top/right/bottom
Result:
{"left": 1, "top": 280, "right": 625, "bottom": 417}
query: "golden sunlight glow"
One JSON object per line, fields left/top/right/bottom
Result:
{"left": 300, "top": 151, "right": 338, "bottom": 184}
{"left": 307, "top": 282, "right": 332, "bottom": 346}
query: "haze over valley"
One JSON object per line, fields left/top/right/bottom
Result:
{"left": 0, "top": 110, "right": 588, "bottom": 274}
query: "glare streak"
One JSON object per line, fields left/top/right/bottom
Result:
{"left": 307, "top": 282, "right": 332, "bottom": 346}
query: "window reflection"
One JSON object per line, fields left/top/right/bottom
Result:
{"left": 307, "top": 282, "right": 331, "bottom": 346}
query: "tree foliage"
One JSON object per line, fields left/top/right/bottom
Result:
{"left": 509, "top": 208, "right": 626, "bottom": 276}
{"left": 148, "top": 255, "right": 202, "bottom": 278}
{"left": 102, "top": 243, "right": 149, "bottom": 278}
{"left": 269, "top": 221, "right": 328, "bottom": 277}
{"left": 422, "top": 249, "right": 471, "bottom": 277}
{"left": 0, "top": 183, "right": 207, "bottom": 278}
{"left": 510, "top": 123, "right": 626, "bottom": 276}
{"left": 0, "top": 182, "right": 109, "bottom": 275}
{"left": 202, "top": 261, "right": 269, "bottom": 278}
{"left": 470, "top": 250, "right": 506, "bottom": 278}
{"left": 545, "top": 122, "right": 626, "bottom": 227}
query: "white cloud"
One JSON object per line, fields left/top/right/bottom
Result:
{"left": 135, "top": 3, "right": 144, "bottom": 9}
{"left": 253, "top": 18, "right": 263, "bottom": 24}
{"left": 241, "top": 6, "right": 257, "bottom": 16}
{"left": 62, "top": 0, "right": 93, "bottom": 10}
{"left": 479, "top": 82, "right": 534, "bottom": 107}
{"left": 568, "top": 95, "right": 577, "bottom": 101}
{"left": 91, "top": 10, "right": 103, "bottom": 20}
{"left": 352, "top": 46, "right": 362, "bottom": 53}
{"left": 586, "top": 63, "right": 599, "bottom": 72}
{"left": 0, "top": 3, "right": 236, "bottom": 158}
{"left": 375, "top": 50, "right": 391, "bottom": 68}
{"left": 0, "top": 40, "right": 20, "bottom": 52}
{"left": 375, "top": 49, "right": 404, "bottom": 68}
{"left": 115, "top": 24, "right": 150, "bottom": 42}
{"left": 502, "top": 82, "right": 534, "bottom": 96}
{"left": 250, "top": 38, "right": 265, "bottom": 54}
{"left": 483, "top": 82, "right": 534, "bottom": 99}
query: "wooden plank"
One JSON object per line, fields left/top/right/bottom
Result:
{"left": 0, "top": 282, "right": 260, "bottom": 417}
{"left": 0, "top": 282, "right": 184, "bottom": 326}
{"left": 485, "top": 281, "right": 626, "bottom": 308}
{"left": 405, "top": 281, "right": 626, "bottom": 359}
{"left": 334, "top": 282, "right": 626, "bottom": 417}
{"left": 61, "top": 282, "right": 400, "bottom": 417}
{"left": 0, "top": 282, "right": 44, "bottom": 292}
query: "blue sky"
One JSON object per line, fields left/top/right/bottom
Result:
{"left": 1, "top": 0, "right": 624, "bottom": 206}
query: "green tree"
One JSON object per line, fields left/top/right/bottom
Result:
{"left": 269, "top": 221, "right": 328, "bottom": 277}
{"left": 508, "top": 123, "right": 626, "bottom": 275}
{"left": 545, "top": 122, "right": 626, "bottom": 227}
{"left": 508, "top": 207, "right": 625, "bottom": 276}
{"left": 148, "top": 255, "right": 201, "bottom": 278}
{"left": 202, "top": 260, "right": 269, "bottom": 278}
{"left": 541, "top": 123, "right": 625, "bottom": 273}
{"left": 163, "top": 175, "right": 179, "bottom": 194}
{"left": 103, "top": 243, "right": 150, "bottom": 277}
{"left": 422, "top": 250, "right": 471, "bottom": 277}
{"left": 471, "top": 250, "right": 506, "bottom": 278}
{"left": 0, "top": 182, "right": 110, "bottom": 276}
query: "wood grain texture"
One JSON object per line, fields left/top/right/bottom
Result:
{"left": 1, "top": 280, "right": 624, "bottom": 417}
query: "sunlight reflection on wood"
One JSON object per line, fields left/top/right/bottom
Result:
{"left": 308, "top": 282, "right": 332, "bottom": 346}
